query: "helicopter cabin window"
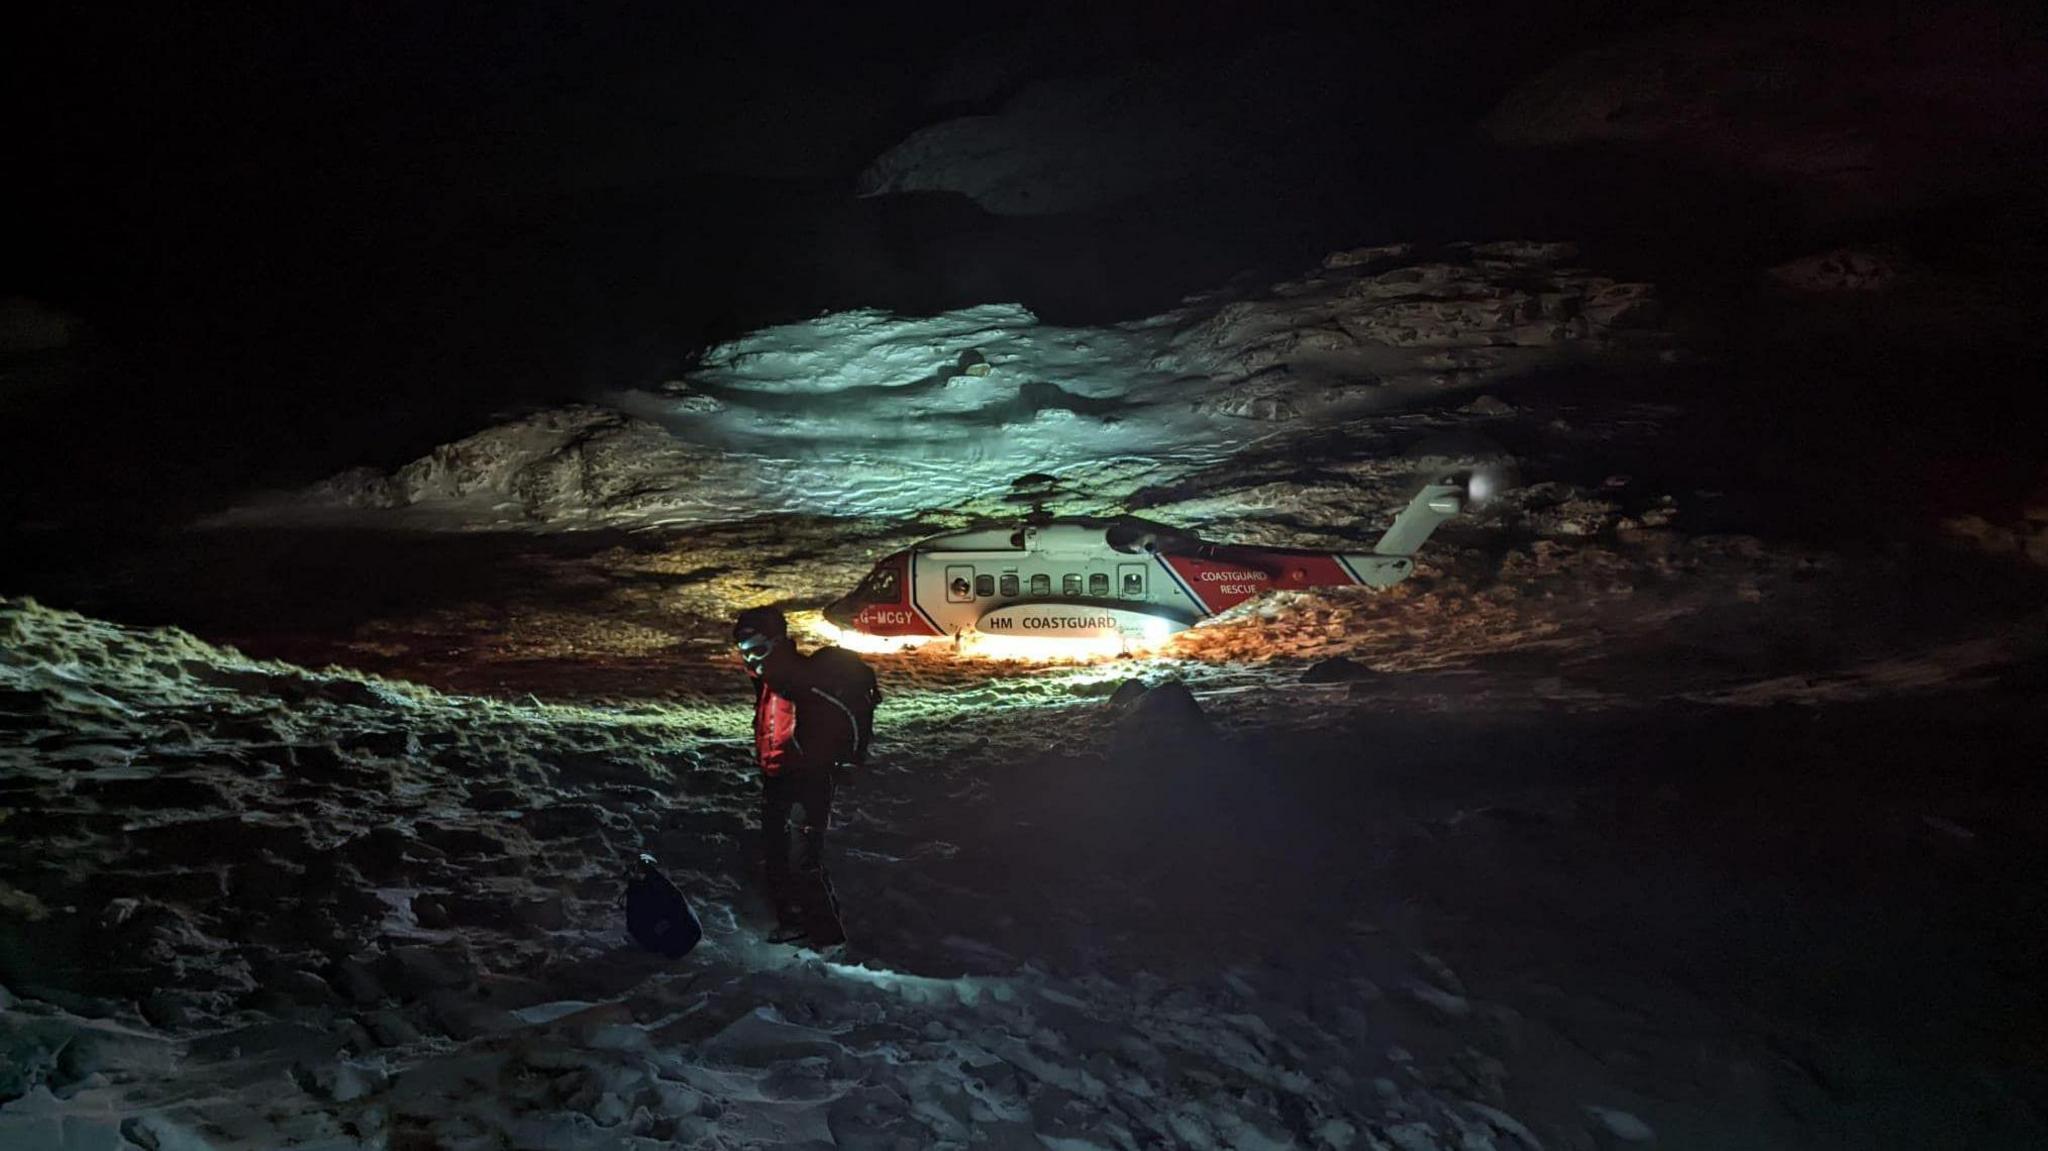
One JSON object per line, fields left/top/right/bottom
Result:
{"left": 945, "top": 565, "right": 973, "bottom": 603}
{"left": 975, "top": 574, "right": 995, "bottom": 598}
{"left": 856, "top": 566, "right": 900, "bottom": 603}
{"left": 998, "top": 573, "right": 1020, "bottom": 597}
{"left": 1088, "top": 572, "right": 1110, "bottom": 597}
{"left": 1062, "top": 573, "right": 1083, "bottom": 596}
{"left": 1029, "top": 573, "right": 1051, "bottom": 596}
{"left": 1120, "top": 566, "right": 1146, "bottom": 599}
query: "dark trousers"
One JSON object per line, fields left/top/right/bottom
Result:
{"left": 761, "top": 765, "right": 838, "bottom": 927}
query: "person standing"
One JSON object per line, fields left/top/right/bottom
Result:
{"left": 732, "top": 606, "right": 875, "bottom": 947}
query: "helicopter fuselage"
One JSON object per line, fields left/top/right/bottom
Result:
{"left": 822, "top": 480, "right": 1466, "bottom": 645}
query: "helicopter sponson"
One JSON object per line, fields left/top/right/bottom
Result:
{"left": 822, "top": 477, "right": 1468, "bottom": 645}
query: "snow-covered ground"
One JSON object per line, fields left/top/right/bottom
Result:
{"left": 4, "top": 525, "right": 2043, "bottom": 1151}
{"left": 0, "top": 599, "right": 1625, "bottom": 1150}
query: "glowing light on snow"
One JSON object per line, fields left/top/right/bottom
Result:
{"left": 809, "top": 618, "right": 948, "bottom": 655}
{"left": 1468, "top": 469, "right": 1494, "bottom": 504}
{"left": 810, "top": 617, "right": 1177, "bottom": 663}
{"left": 964, "top": 630, "right": 1130, "bottom": 662}
{"left": 818, "top": 961, "right": 999, "bottom": 1005}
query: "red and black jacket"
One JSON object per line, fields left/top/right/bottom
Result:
{"left": 749, "top": 653, "right": 859, "bottom": 777}
{"left": 752, "top": 676, "right": 803, "bottom": 777}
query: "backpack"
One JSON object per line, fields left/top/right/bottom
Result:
{"left": 625, "top": 854, "right": 702, "bottom": 958}
{"left": 803, "top": 646, "right": 881, "bottom": 766}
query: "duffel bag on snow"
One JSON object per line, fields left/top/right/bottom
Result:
{"left": 625, "top": 854, "right": 702, "bottom": 958}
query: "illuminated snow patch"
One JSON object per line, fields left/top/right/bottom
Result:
{"left": 612, "top": 304, "right": 1238, "bottom": 517}
{"left": 818, "top": 961, "right": 1007, "bottom": 1007}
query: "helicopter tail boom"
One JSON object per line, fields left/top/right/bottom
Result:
{"left": 1373, "top": 479, "right": 1465, "bottom": 558}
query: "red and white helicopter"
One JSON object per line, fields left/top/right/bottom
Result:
{"left": 820, "top": 475, "right": 1472, "bottom": 655}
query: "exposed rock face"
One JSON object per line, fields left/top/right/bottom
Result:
{"left": 262, "top": 406, "right": 706, "bottom": 526}
{"left": 1484, "top": 11, "right": 2048, "bottom": 219}
{"left": 1161, "top": 241, "right": 1658, "bottom": 387}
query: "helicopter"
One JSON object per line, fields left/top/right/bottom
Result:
{"left": 820, "top": 474, "right": 1473, "bottom": 651}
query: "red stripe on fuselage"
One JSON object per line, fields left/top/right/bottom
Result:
{"left": 1161, "top": 552, "right": 1358, "bottom": 614}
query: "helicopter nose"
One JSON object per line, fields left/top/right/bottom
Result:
{"left": 822, "top": 597, "right": 855, "bottom": 629}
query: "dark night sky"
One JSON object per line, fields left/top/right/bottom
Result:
{"left": 6, "top": 0, "right": 2043, "bottom": 524}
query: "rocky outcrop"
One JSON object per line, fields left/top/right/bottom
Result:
{"left": 1160, "top": 241, "right": 1659, "bottom": 413}
{"left": 260, "top": 406, "right": 706, "bottom": 526}
{"left": 228, "top": 244, "right": 1658, "bottom": 527}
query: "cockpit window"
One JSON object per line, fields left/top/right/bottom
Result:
{"left": 855, "top": 565, "right": 901, "bottom": 603}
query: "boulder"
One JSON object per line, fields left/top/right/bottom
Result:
{"left": 326, "top": 955, "right": 386, "bottom": 1006}
{"left": 1107, "top": 679, "right": 1212, "bottom": 747}
{"left": 1105, "top": 678, "right": 1150, "bottom": 709}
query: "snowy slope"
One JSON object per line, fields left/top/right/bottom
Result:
{"left": 0, "top": 598, "right": 1557, "bottom": 1151}
{"left": 8, "top": 569, "right": 2035, "bottom": 1151}
{"left": 217, "top": 243, "right": 1658, "bottom": 528}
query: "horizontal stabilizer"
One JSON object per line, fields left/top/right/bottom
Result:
{"left": 1374, "top": 480, "right": 1464, "bottom": 558}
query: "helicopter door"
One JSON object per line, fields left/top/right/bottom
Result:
{"left": 945, "top": 565, "right": 974, "bottom": 603}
